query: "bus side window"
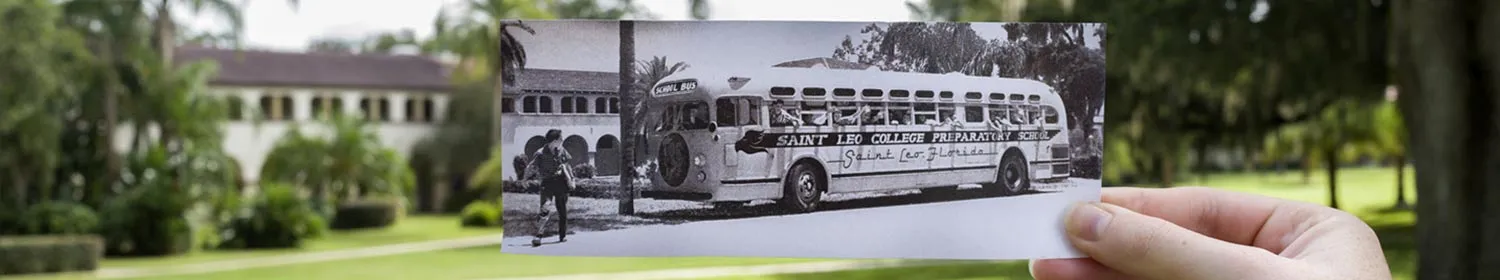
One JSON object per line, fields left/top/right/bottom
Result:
{"left": 770, "top": 99, "right": 799, "bottom": 127}
{"left": 1009, "top": 104, "right": 1026, "bottom": 125}
{"left": 964, "top": 105, "right": 985, "bottom": 123}
{"left": 914, "top": 103, "right": 938, "bottom": 125}
{"left": 742, "top": 99, "right": 762, "bottom": 126}
{"left": 938, "top": 104, "right": 957, "bottom": 124}
{"left": 1029, "top": 105, "right": 1042, "bottom": 125}
{"left": 863, "top": 102, "right": 887, "bottom": 125}
{"left": 716, "top": 98, "right": 737, "bottom": 126}
{"left": 801, "top": 101, "right": 828, "bottom": 126}
{"left": 889, "top": 103, "right": 912, "bottom": 125}
{"left": 1044, "top": 105, "right": 1059, "bottom": 124}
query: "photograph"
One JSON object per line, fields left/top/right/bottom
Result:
{"left": 498, "top": 19, "right": 1106, "bottom": 260}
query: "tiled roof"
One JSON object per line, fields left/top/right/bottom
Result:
{"left": 506, "top": 68, "right": 620, "bottom": 94}
{"left": 174, "top": 46, "right": 454, "bottom": 92}
{"left": 773, "top": 57, "right": 872, "bottom": 70}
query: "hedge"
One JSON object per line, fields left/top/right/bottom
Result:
{"left": 330, "top": 199, "right": 401, "bottom": 230}
{"left": 219, "top": 184, "right": 326, "bottom": 249}
{"left": 459, "top": 201, "right": 500, "bottom": 227}
{"left": 0, "top": 235, "right": 104, "bottom": 275}
{"left": 20, "top": 202, "right": 99, "bottom": 235}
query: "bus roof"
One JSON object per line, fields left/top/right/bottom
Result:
{"left": 653, "top": 66, "right": 1061, "bottom": 103}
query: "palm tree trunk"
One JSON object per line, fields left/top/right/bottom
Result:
{"left": 617, "top": 20, "right": 637, "bottom": 215}
{"left": 153, "top": 0, "right": 175, "bottom": 64}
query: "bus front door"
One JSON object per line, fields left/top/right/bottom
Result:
{"left": 721, "top": 98, "right": 775, "bottom": 186}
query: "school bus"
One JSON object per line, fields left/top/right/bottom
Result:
{"left": 638, "top": 66, "right": 1070, "bottom": 212}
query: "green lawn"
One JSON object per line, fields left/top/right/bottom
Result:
{"left": 139, "top": 247, "right": 821, "bottom": 280}
{"left": 100, "top": 214, "right": 506, "bottom": 269}
{"left": 20, "top": 166, "right": 1419, "bottom": 280}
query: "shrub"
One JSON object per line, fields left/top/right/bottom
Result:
{"left": 219, "top": 184, "right": 327, "bottom": 249}
{"left": 0, "top": 235, "right": 104, "bottom": 275}
{"left": 98, "top": 179, "right": 195, "bottom": 257}
{"left": 572, "top": 163, "right": 595, "bottom": 179}
{"left": 459, "top": 201, "right": 500, "bottom": 227}
{"left": 19, "top": 202, "right": 99, "bottom": 235}
{"left": 512, "top": 155, "right": 528, "bottom": 180}
{"left": 330, "top": 199, "right": 400, "bottom": 230}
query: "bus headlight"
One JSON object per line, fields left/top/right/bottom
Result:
{"left": 693, "top": 154, "right": 705, "bottom": 166}
{"left": 697, "top": 171, "right": 707, "bottom": 182}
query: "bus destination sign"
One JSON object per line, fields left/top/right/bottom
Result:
{"left": 652, "top": 79, "right": 698, "bottom": 96}
{"left": 749, "top": 129, "right": 1063, "bottom": 148}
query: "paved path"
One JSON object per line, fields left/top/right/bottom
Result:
{"left": 479, "top": 260, "right": 954, "bottom": 280}
{"left": 95, "top": 234, "right": 506, "bottom": 279}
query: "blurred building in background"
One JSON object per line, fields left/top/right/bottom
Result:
{"left": 112, "top": 46, "right": 454, "bottom": 185}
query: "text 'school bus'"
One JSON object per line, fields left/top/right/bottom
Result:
{"left": 639, "top": 67, "right": 1070, "bottom": 212}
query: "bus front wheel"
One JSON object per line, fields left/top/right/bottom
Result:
{"left": 991, "top": 152, "right": 1031, "bottom": 196}
{"left": 780, "top": 163, "right": 824, "bottom": 213}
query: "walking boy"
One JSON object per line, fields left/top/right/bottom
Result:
{"left": 524, "top": 129, "right": 573, "bottom": 245}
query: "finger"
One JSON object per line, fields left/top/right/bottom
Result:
{"left": 1064, "top": 202, "right": 1292, "bottom": 280}
{"left": 1100, "top": 187, "right": 1330, "bottom": 252}
{"left": 1029, "top": 258, "right": 1130, "bottom": 280}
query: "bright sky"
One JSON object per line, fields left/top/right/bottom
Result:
{"left": 187, "top": 0, "right": 925, "bottom": 51}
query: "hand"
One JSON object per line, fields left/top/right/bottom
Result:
{"left": 1030, "top": 187, "right": 1390, "bottom": 280}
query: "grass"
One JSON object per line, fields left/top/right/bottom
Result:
{"left": 18, "top": 166, "right": 1419, "bottom": 280}
{"left": 138, "top": 247, "right": 821, "bottom": 280}
{"left": 99, "top": 214, "right": 505, "bottom": 269}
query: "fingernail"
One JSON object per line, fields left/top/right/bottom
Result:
{"left": 1067, "top": 202, "right": 1111, "bottom": 241}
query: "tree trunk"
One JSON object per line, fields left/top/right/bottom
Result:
{"left": 617, "top": 20, "right": 637, "bottom": 215}
{"left": 1326, "top": 148, "right": 1340, "bottom": 209}
{"left": 11, "top": 168, "right": 27, "bottom": 210}
{"left": 1159, "top": 155, "right": 1175, "bottom": 188}
{"left": 1395, "top": 155, "right": 1409, "bottom": 209}
{"left": 153, "top": 0, "right": 175, "bottom": 64}
{"left": 1301, "top": 152, "right": 1313, "bottom": 184}
{"left": 1396, "top": 0, "right": 1500, "bottom": 278}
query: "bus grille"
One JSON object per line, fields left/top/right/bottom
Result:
{"left": 1052, "top": 146, "right": 1069, "bottom": 159}
{"left": 1052, "top": 163, "right": 1069, "bottom": 175}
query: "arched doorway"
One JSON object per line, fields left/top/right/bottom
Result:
{"left": 523, "top": 136, "right": 547, "bottom": 158}
{"left": 595, "top": 135, "right": 620, "bottom": 176}
{"left": 563, "top": 135, "right": 590, "bottom": 168}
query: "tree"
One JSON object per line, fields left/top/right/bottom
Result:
{"left": 261, "top": 116, "right": 415, "bottom": 215}
{"left": 617, "top": 20, "right": 637, "bottom": 215}
{"left": 1391, "top": 1, "right": 1500, "bottom": 278}
{"left": 1370, "top": 99, "right": 1409, "bottom": 208}
{"left": 0, "top": 0, "right": 91, "bottom": 208}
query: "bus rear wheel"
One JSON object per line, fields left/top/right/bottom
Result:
{"left": 780, "top": 163, "right": 823, "bottom": 213}
{"left": 989, "top": 152, "right": 1031, "bottom": 196}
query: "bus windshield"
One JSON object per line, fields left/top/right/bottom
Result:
{"left": 656, "top": 101, "right": 713, "bottom": 131}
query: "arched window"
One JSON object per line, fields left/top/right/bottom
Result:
{"left": 595, "top": 97, "right": 608, "bottom": 113}
{"left": 576, "top": 97, "right": 589, "bottom": 114}
{"left": 226, "top": 96, "right": 245, "bottom": 121}
{"left": 522, "top": 96, "right": 537, "bottom": 113}
{"left": 501, "top": 97, "right": 515, "bottom": 113}
{"left": 608, "top": 97, "right": 619, "bottom": 113}
{"left": 361, "top": 96, "right": 389, "bottom": 121}
{"left": 539, "top": 96, "right": 553, "bottom": 113}
{"left": 260, "top": 92, "right": 294, "bottom": 121}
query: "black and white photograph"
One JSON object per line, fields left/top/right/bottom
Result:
{"left": 498, "top": 20, "right": 1105, "bottom": 260}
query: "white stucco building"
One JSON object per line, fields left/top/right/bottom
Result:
{"left": 115, "top": 46, "right": 455, "bottom": 185}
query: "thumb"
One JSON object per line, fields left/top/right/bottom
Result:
{"left": 1063, "top": 202, "right": 1287, "bottom": 280}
